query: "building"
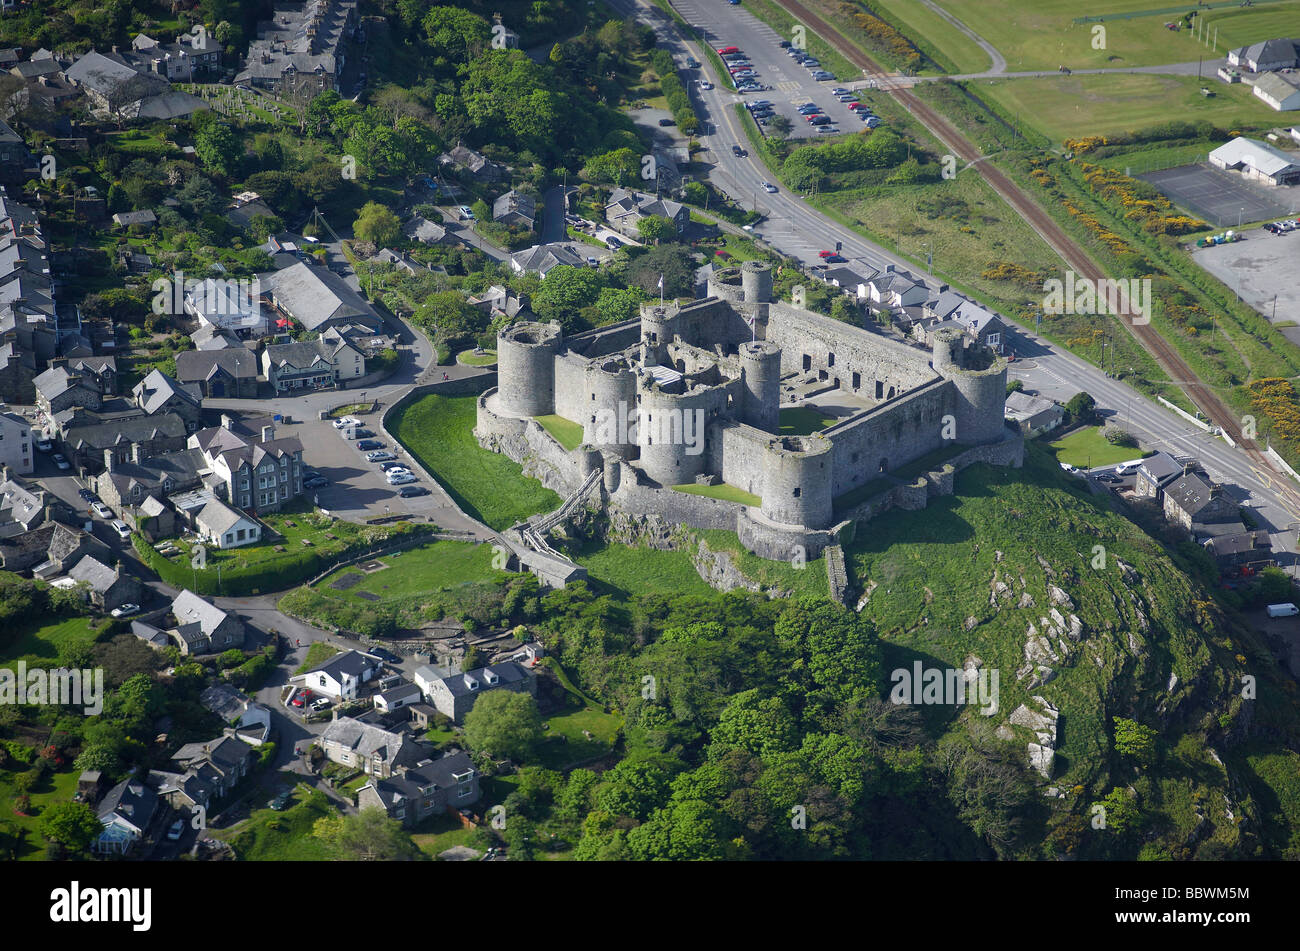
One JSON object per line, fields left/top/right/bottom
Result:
{"left": 414, "top": 661, "right": 536, "bottom": 723}
{"left": 373, "top": 681, "right": 423, "bottom": 714}
{"left": 292, "top": 648, "right": 384, "bottom": 700}
{"left": 1203, "top": 528, "right": 1272, "bottom": 568}
{"left": 479, "top": 261, "right": 1019, "bottom": 563}
{"left": 260, "top": 261, "right": 381, "bottom": 334}
{"left": 605, "top": 187, "right": 689, "bottom": 237}
{"left": 1209, "top": 136, "right": 1300, "bottom": 186}
{"left": 1227, "top": 37, "right": 1300, "bottom": 72}
{"left": 1162, "top": 472, "right": 1239, "bottom": 532}
{"left": 1003, "top": 391, "right": 1064, "bottom": 437}
{"left": 260, "top": 333, "right": 366, "bottom": 392}
{"left": 91, "top": 446, "right": 207, "bottom": 514}
{"left": 132, "top": 368, "right": 201, "bottom": 429}
{"left": 61, "top": 413, "right": 190, "bottom": 473}
{"left": 1252, "top": 72, "right": 1300, "bottom": 112}
{"left": 170, "top": 734, "right": 254, "bottom": 799}
{"left": 0, "top": 404, "right": 30, "bottom": 474}
{"left": 438, "top": 144, "right": 506, "bottom": 183}
{"left": 0, "top": 473, "right": 43, "bottom": 537}
{"left": 492, "top": 190, "right": 536, "bottom": 230}
{"left": 509, "top": 243, "right": 585, "bottom": 278}
{"left": 236, "top": 0, "right": 357, "bottom": 95}
{"left": 319, "top": 715, "right": 423, "bottom": 778}
{"left": 67, "top": 356, "right": 117, "bottom": 396}
{"left": 184, "top": 276, "right": 266, "bottom": 336}
{"left": 65, "top": 555, "right": 142, "bottom": 610}
{"left": 194, "top": 497, "right": 261, "bottom": 549}
{"left": 175, "top": 349, "right": 260, "bottom": 399}
{"left": 189, "top": 416, "right": 304, "bottom": 513}
{"left": 111, "top": 210, "right": 157, "bottom": 230}
{"left": 94, "top": 777, "right": 158, "bottom": 855}
{"left": 1133, "top": 451, "right": 1184, "bottom": 499}
{"left": 200, "top": 684, "right": 274, "bottom": 746}
{"left": 866, "top": 266, "right": 929, "bottom": 310}
{"left": 817, "top": 266, "right": 871, "bottom": 300}
{"left": 356, "top": 751, "right": 479, "bottom": 826}
{"left": 169, "top": 589, "right": 246, "bottom": 655}
{"left": 34, "top": 365, "right": 102, "bottom": 417}
{"left": 63, "top": 49, "right": 206, "bottom": 120}
{"left": 129, "top": 31, "right": 223, "bottom": 81}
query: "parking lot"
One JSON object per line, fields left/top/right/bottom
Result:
{"left": 1192, "top": 226, "right": 1300, "bottom": 344}
{"left": 1141, "top": 164, "right": 1295, "bottom": 228}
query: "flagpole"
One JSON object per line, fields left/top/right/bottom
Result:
{"left": 659, "top": 272, "right": 664, "bottom": 306}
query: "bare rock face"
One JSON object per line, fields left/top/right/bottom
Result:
{"left": 1018, "top": 591, "right": 1036, "bottom": 609}
{"left": 1048, "top": 584, "right": 1073, "bottom": 609}
{"left": 1036, "top": 554, "right": 1056, "bottom": 577}
{"left": 1010, "top": 698, "right": 1060, "bottom": 778}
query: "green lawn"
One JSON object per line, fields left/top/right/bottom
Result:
{"left": 975, "top": 73, "right": 1282, "bottom": 144}
{"left": 216, "top": 783, "right": 340, "bottom": 861}
{"left": 2, "top": 617, "right": 99, "bottom": 671}
{"left": 1049, "top": 426, "right": 1150, "bottom": 468}
{"left": 779, "top": 406, "right": 837, "bottom": 435}
{"left": 314, "top": 540, "right": 494, "bottom": 603}
{"left": 872, "top": 0, "right": 992, "bottom": 73}
{"left": 294, "top": 642, "right": 339, "bottom": 675}
{"left": 940, "top": 0, "right": 1300, "bottom": 71}
{"left": 574, "top": 540, "right": 714, "bottom": 598}
{"left": 328, "top": 403, "right": 371, "bottom": 419}
{"left": 457, "top": 349, "right": 499, "bottom": 367}
{"left": 538, "top": 703, "right": 623, "bottom": 770}
{"left": 535, "top": 414, "right": 585, "bottom": 451}
{"left": 672, "top": 483, "right": 761, "bottom": 506}
{"left": 412, "top": 811, "right": 482, "bottom": 858}
{"left": 696, "top": 528, "right": 830, "bottom": 599}
{"left": 389, "top": 393, "right": 562, "bottom": 530}
{"left": 0, "top": 768, "right": 81, "bottom": 860}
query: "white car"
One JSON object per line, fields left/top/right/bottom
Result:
{"left": 110, "top": 603, "right": 140, "bottom": 618}
{"left": 35, "top": 437, "right": 52, "bottom": 452}
{"left": 387, "top": 472, "right": 417, "bottom": 485}
{"left": 310, "top": 697, "right": 332, "bottom": 712}
{"left": 457, "top": 205, "right": 476, "bottom": 220}
{"left": 332, "top": 416, "right": 359, "bottom": 429}
{"left": 91, "top": 501, "right": 113, "bottom": 519}
{"left": 110, "top": 519, "right": 131, "bottom": 540}
{"left": 52, "top": 453, "right": 70, "bottom": 470}
{"left": 699, "top": 81, "right": 713, "bottom": 90}
{"left": 761, "top": 182, "right": 778, "bottom": 193}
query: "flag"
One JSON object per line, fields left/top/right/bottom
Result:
{"left": 747, "top": 315, "right": 754, "bottom": 326}
{"left": 657, "top": 275, "right": 664, "bottom": 291}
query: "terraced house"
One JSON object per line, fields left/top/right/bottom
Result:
{"left": 261, "top": 332, "right": 365, "bottom": 392}
{"left": 191, "top": 416, "right": 304, "bottom": 512}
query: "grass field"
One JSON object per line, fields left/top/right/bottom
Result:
{"left": 538, "top": 702, "right": 623, "bottom": 770}
{"left": 535, "top": 414, "right": 585, "bottom": 451}
{"left": 779, "top": 406, "right": 837, "bottom": 435}
{"left": 672, "top": 483, "right": 762, "bottom": 506}
{"left": 411, "top": 811, "right": 482, "bottom": 858}
{"left": 389, "top": 394, "right": 562, "bottom": 530}
{"left": 0, "top": 768, "right": 80, "bottom": 860}
{"left": 872, "top": 0, "right": 992, "bottom": 73}
{"left": 939, "top": 0, "right": 1300, "bottom": 71}
{"left": 574, "top": 540, "right": 715, "bottom": 598}
{"left": 1049, "top": 425, "right": 1150, "bottom": 468}
{"left": 314, "top": 540, "right": 494, "bottom": 602}
{"left": 2, "top": 617, "right": 100, "bottom": 671}
{"left": 973, "top": 72, "right": 1281, "bottom": 143}
{"left": 696, "top": 528, "right": 830, "bottom": 599}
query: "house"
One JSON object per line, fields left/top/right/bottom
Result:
{"left": 319, "top": 715, "right": 423, "bottom": 778}
{"left": 130, "top": 619, "right": 170, "bottom": 650}
{"left": 184, "top": 276, "right": 266, "bottom": 336}
{"left": 1004, "top": 391, "right": 1064, "bottom": 437}
{"left": 66, "top": 555, "right": 141, "bottom": 610}
{"left": 356, "top": 751, "right": 480, "bottom": 826}
{"left": 235, "top": 0, "right": 357, "bottom": 95}
{"left": 1162, "top": 472, "right": 1239, "bottom": 532}
{"left": 492, "top": 190, "right": 536, "bottom": 230}
{"left": 175, "top": 349, "right": 260, "bottom": 399}
{"left": 194, "top": 498, "right": 261, "bottom": 549}
{"left": 132, "top": 369, "right": 201, "bottom": 428}
{"left": 1252, "top": 72, "right": 1300, "bottom": 112}
{"left": 0, "top": 473, "right": 44, "bottom": 537}
{"left": 191, "top": 324, "right": 239, "bottom": 351}
{"left": 90, "top": 446, "right": 208, "bottom": 514}
{"left": 1209, "top": 136, "right": 1300, "bottom": 186}
{"left": 63, "top": 49, "right": 206, "bottom": 120}
{"left": 439, "top": 144, "right": 506, "bottom": 183}
{"left": 60, "top": 412, "right": 190, "bottom": 473}
{"left": 369, "top": 248, "right": 427, "bottom": 277}
{"left": 169, "top": 589, "right": 246, "bottom": 655}
{"left": 414, "top": 661, "right": 536, "bottom": 723}
{"left": 509, "top": 243, "right": 585, "bottom": 278}
{"left": 66, "top": 356, "right": 117, "bottom": 396}
{"left": 94, "top": 777, "right": 159, "bottom": 855}
{"left": 0, "top": 404, "right": 31, "bottom": 474}
{"left": 111, "top": 209, "right": 157, "bottom": 230}
{"left": 171, "top": 734, "right": 253, "bottom": 797}
{"left": 292, "top": 648, "right": 384, "bottom": 700}
{"left": 129, "top": 30, "right": 223, "bottom": 80}
{"left": 817, "top": 266, "right": 871, "bottom": 300}
{"left": 21, "top": 522, "right": 109, "bottom": 576}
{"left": 468, "top": 284, "right": 529, "bottom": 319}
{"left": 866, "top": 266, "right": 929, "bottom": 310}
{"left": 403, "top": 215, "right": 462, "bottom": 247}
{"left": 260, "top": 261, "right": 381, "bottom": 334}
{"left": 34, "top": 365, "right": 102, "bottom": 416}
{"left": 200, "top": 684, "right": 274, "bottom": 746}
{"left": 605, "top": 187, "right": 689, "bottom": 237}
{"left": 1227, "top": 37, "right": 1300, "bottom": 72}
{"left": 126, "top": 493, "right": 175, "bottom": 541}
{"left": 261, "top": 334, "right": 365, "bottom": 392}
{"left": 0, "top": 116, "right": 34, "bottom": 184}
{"left": 1133, "top": 452, "right": 1184, "bottom": 499}
{"left": 373, "top": 681, "right": 423, "bottom": 714}
{"left": 1203, "top": 528, "right": 1272, "bottom": 568}
{"left": 189, "top": 417, "right": 304, "bottom": 512}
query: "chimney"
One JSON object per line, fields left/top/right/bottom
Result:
{"left": 220, "top": 413, "right": 234, "bottom": 431}
{"left": 260, "top": 424, "right": 274, "bottom": 443}
{"left": 103, "top": 448, "right": 116, "bottom": 473}
{"left": 131, "top": 441, "right": 143, "bottom": 464}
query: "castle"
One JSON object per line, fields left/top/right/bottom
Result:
{"left": 476, "top": 261, "right": 1022, "bottom": 564}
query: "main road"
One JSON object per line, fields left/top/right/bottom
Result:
{"left": 602, "top": 0, "right": 1300, "bottom": 565}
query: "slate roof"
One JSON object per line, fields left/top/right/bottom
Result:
{"left": 1164, "top": 473, "right": 1222, "bottom": 518}
{"left": 362, "top": 751, "right": 475, "bottom": 808}
{"left": 133, "top": 369, "right": 199, "bottom": 415}
{"left": 307, "top": 648, "right": 383, "bottom": 683}
{"left": 195, "top": 498, "right": 252, "bottom": 536}
{"left": 171, "top": 589, "right": 231, "bottom": 635}
{"left": 436, "top": 661, "right": 530, "bottom": 698}
{"left": 320, "top": 716, "right": 410, "bottom": 764}
{"left": 261, "top": 261, "right": 378, "bottom": 330}
{"left": 510, "top": 243, "right": 584, "bottom": 276}
{"left": 98, "top": 778, "right": 158, "bottom": 833}
{"left": 176, "top": 348, "right": 260, "bottom": 383}
{"left": 67, "top": 554, "right": 117, "bottom": 593}
{"left": 64, "top": 411, "right": 188, "bottom": 452}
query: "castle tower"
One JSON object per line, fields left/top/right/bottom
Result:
{"left": 741, "top": 260, "right": 773, "bottom": 304}
{"left": 583, "top": 358, "right": 638, "bottom": 459}
{"left": 739, "top": 340, "right": 781, "bottom": 433}
{"left": 496, "top": 321, "right": 561, "bottom": 417}
{"left": 639, "top": 303, "right": 674, "bottom": 366}
{"left": 637, "top": 375, "right": 712, "bottom": 486}
{"left": 760, "top": 435, "right": 833, "bottom": 529}
{"left": 931, "top": 328, "right": 1007, "bottom": 445}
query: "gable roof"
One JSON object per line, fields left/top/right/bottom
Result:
{"left": 67, "top": 554, "right": 118, "bottom": 592}
{"left": 98, "top": 778, "right": 158, "bottom": 833}
{"left": 175, "top": 349, "right": 259, "bottom": 383}
{"left": 1210, "top": 136, "right": 1300, "bottom": 178}
{"left": 261, "top": 262, "right": 377, "bottom": 331}
{"left": 195, "top": 498, "right": 253, "bottom": 536}
{"left": 133, "top": 368, "right": 199, "bottom": 415}
{"left": 320, "top": 715, "right": 412, "bottom": 764}
{"left": 306, "top": 648, "right": 383, "bottom": 684}
{"left": 171, "top": 589, "right": 231, "bottom": 635}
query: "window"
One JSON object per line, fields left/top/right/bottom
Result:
{"left": 852, "top": 372, "right": 861, "bottom": 390}
{"left": 319, "top": 675, "right": 327, "bottom": 687}
{"left": 827, "top": 353, "right": 835, "bottom": 367}
{"left": 793, "top": 487, "right": 801, "bottom": 497}
{"left": 236, "top": 529, "right": 245, "bottom": 541}
{"left": 224, "top": 533, "right": 232, "bottom": 544}
{"left": 802, "top": 354, "right": 812, "bottom": 371}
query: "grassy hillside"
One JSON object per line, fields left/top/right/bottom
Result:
{"left": 844, "top": 443, "right": 1300, "bottom": 854}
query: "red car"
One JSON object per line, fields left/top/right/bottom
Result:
{"left": 291, "top": 691, "right": 310, "bottom": 708}
{"left": 847, "top": 102, "right": 865, "bottom": 111}
{"left": 717, "top": 46, "right": 740, "bottom": 54}
{"left": 818, "top": 250, "right": 835, "bottom": 258}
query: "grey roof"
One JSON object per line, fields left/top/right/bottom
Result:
{"left": 112, "top": 210, "right": 157, "bottom": 227}
{"left": 98, "top": 778, "right": 158, "bottom": 832}
{"left": 104, "top": 447, "right": 207, "bottom": 498}
{"left": 34, "top": 365, "right": 89, "bottom": 401}
{"left": 1236, "top": 37, "right": 1300, "bottom": 67}
{"left": 1204, "top": 529, "right": 1271, "bottom": 557}
{"left": 195, "top": 498, "right": 251, "bottom": 536}
{"left": 363, "top": 751, "right": 475, "bottom": 807}
{"left": 1210, "top": 136, "right": 1300, "bottom": 178}
{"left": 64, "top": 411, "right": 188, "bottom": 452}
{"left": 403, "top": 215, "right": 451, "bottom": 244}
{"left": 510, "top": 243, "right": 584, "bottom": 276}
{"left": 438, "top": 661, "right": 530, "bottom": 698}
{"left": 67, "top": 554, "right": 117, "bottom": 592}
{"left": 176, "top": 348, "right": 259, "bottom": 383}
{"left": 261, "top": 262, "right": 377, "bottom": 331}
{"left": 493, "top": 189, "right": 535, "bottom": 223}
{"left": 131, "top": 620, "right": 170, "bottom": 647}
{"left": 375, "top": 682, "right": 423, "bottom": 706}
{"left": 1164, "top": 473, "right": 1221, "bottom": 517}
{"left": 173, "top": 734, "right": 251, "bottom": 772}
{"left": 1003, "top": 391, "right": 1059, "bottom": 420}
{"left": 819, "top": 266, "right": 869, "bottom": 289}
{"left": 1138, "top": 452, "right": 1182, "bottom": 485}
{"left": 1253, "top": 72, "right": 1300, "bottom": 103}
{"left": 264, "top": 336, "right": 355, "bottom": 371}
{"left": 171, "top": 589, "right": 231, "bottom": 636}
{"left": 320, "top": 716, "right": 410, "bottom": 764}
{"left": 307, "top": 648, "right": 382, "bottom": 683}
{"left": 200, "top": 684, "right": 251, "bottom": 722}
{"left": 134, "top": 368, "right": 199, "bottom": 415}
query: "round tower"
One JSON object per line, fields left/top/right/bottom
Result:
{"left": 496, "top": 321, "right": 561, "bottom": 417}
{"left": 640, "top": 303, "right": 673, "bottom": 366}
{"left": 742, "top": 260, "right": 773, "bottom": 304}
{"left": 760, "top": 435, "right": 834, "bottom": 529}
{"left": 583, "top": 358, "right": 638, "bottom": 458}
{"left": 637, "top": 378, "right": 712, "bottom": 486}
{"left": 739, "top": 340, "right": 781, "bottom": 432}
{"left": 706, "top": 266, "right": 745, "bottom": 305}
{"left": 931, "top": 330, "right": 1007, "bottom": 445}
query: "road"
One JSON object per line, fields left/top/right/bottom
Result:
{"left": 603, "top": 0, "right": 1300, "bottom": 563}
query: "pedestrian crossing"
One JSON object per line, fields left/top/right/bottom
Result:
{"left": 776, "top": 81, "right": 802, "bottom": 92}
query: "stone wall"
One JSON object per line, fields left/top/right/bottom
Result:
{"left": 475, "top": 389, "right": 585, "bottom": 499}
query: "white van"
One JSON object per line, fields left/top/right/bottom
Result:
{"left": 1266, "top": 603, "right": 1299, "bottom": 618}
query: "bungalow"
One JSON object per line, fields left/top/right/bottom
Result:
{"left": 95, "top": 777, "right": 159, "bottom": 855}
{"left": 414, "top": 660, "right": 536, "bottom": 723}
{"left": 509, "top": 243, "right": 585, "bottom": 278}
{"left": 292, "top": 648, "right": 385, "bottom": 701}
{"left": 356, "top": 751, "right": 480, "bottom": 826}
{"left": 111, "top": 209, "right": 157, "bottom": 230}
{"left": 1004, "top": 391, "right": 1064, "bottom": 437}
{"left": 492, "top": 189, "right": 536, "bottom": 230}
{"left": 1252, "top": 72, "right": 1300, "bottom": 112}
{"left": 373, "top": 680, "right": 423, "bottom": 714}
{"left": 194, "top": 497, "right": 261, "bottom": 549}
{"left": 1227, "top": 37, "right": 1300, "bottom": 72}
{"left": 439, "top": 144, "right": 506, "bottom": 183}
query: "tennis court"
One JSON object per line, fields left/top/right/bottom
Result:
{"left": 1141, "top": 163, "right": 1295, "bottom": 227}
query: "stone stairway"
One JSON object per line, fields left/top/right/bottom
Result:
{"left": 825, "top": 544, "right": 850, "bottom": 605}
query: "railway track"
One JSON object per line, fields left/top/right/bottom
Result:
{"left": 775, "top": 0, "right": 1300, "bottom": 514}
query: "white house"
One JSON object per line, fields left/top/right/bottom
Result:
{"left": 1252, "top": 73, "right": 1300, "bottom": 112}
{"left": 194, "top": 498, "right": 261, "bottom": 549}
{"left": 292, "top": 648, "right": 385, "bottom": 701}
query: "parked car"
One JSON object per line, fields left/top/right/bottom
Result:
{"left": 817, "top": 126, "right": 840, "bottom": 134}
{"left": 699, "top": 81, "right": 713, "bottom": 90}
{"left": 91, "top": 501, "right": 112, "bottom": 519}
{"left": 605, "top": 235, "right": 623, "bottom": 249}
{"left": 818, "top": 249, "right": 836, "bottom": 258}
{"left": 35, "top": 437, "right": 52, "bottom": 452}
{"left": 51, "top": 453, "right": 70, "bottom": 471}
{"left": 864, "top": 116, "right": 882, "bottom": 128}
{"left": 77, "top": 488, "right": 96, "bottom": 502}
{"left": 685, "top": 57, "right": 700, "bottom": 68}
{"left": 110, "top": 519, "right": 131, "bottom": 540}
{"left": 387, "top": 471, "right": 417, "bottom": 485}
{"left": 304, "top": 476, "right": 329, "bottom": 489}
{"left": 367, "top": 450, "right": 397, "bottom": 462}
{"left": 166, "top": 819, "right": 185, "bottom": 841}
{"left": 457, "top": 205, "right": 476, "bottom": 220}
{"left": 290, "top": 691, "right": 309, "bottom": 708}
{"left": 798, "top": 105, "right": 820, "bottom": 114}
{"left": 332, "top": 417, "right": 359, "bottom": 429}
{"left": 716, "top": 46, "right": 740, "bottom": 55}
{"left": 357, "top": 439, "right": 384, "bottom": 451}
{"left": 732, "top": 145, "right": 747, "bottom": 157}
{"left": 399, "top": 485, "right": 430, "bottom": 498}
{"left": 110, "top": 603, "right": 140, "bottom": 618}
{"left": 268, "top": 792, "right": 292, "bottom": 811}
{"left": 380, "top": 462, "right": 410, "bottom": 472}
{"left": 352, "top": 429, "right": 375, "bottom": 439}
{"left": 809, "top": 115, "right": 831, "bottom": 125}
{"left": 658, "top": 117, "right": 675, "bottom": 126}
{"left": 812, "top": 71, "right": 835, "bottom": 81}
{"left": 310, "top": 697, "right": 332, "bottom": 712}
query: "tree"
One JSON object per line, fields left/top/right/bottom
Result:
{"left": 1065, "top": 391, "right": 1096, "bottom": 423}
{"left": 581, "top": 148, "right": 641, "bottom": 185}
{"left": 636, "top": 215, "right": 677, "bottom": 244}
{"left": 353, "top": 201, "right": 402, "bottom": 248}
{"left": 463, "top": 691, "right": 545, "bottom": 762}
{"left": 38, "top": 801, "right": 101, "bottom": 854}
{"left": 530, "top": 265, "right": 604, "bottom": 327}
{"left": 1112, "top": 717, "right": 1157, "bottom": 768}
{"left": 193, "top": 117, "right": 241, "bottom": 178}
{"left": 312, "top": 808, "right": 418, "bottom": 860}
{"left": 1006, "top": 379, "right": 1024, "bottom": 395}
{"left": 627, "top": 244, "right": 694, "bottom": 298}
